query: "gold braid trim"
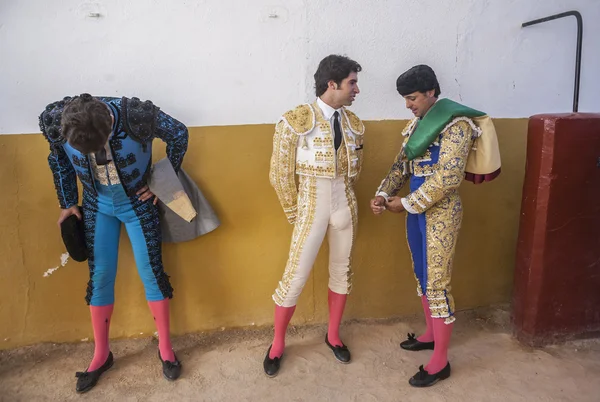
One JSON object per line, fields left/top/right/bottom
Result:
{"left": 269, "top": 120, "right": 299, "bottom": 223}
{"left": 281, "top": 104, "right": 315, "bottom": 135}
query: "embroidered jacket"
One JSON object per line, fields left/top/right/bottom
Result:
{"left": 269, "top": 101, "right": 364, "bottom": 223}
{"left": 376, "top": 117, "right": 477, "bottom": 214}
{"left": 39, "top": 96, "right": 188, "bottom": 209}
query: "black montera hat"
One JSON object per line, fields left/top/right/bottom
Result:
{"left": 60, "top": 210, "right": 88, "bottom": 262}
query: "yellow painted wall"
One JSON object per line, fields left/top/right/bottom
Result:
{"left": 0, "top": 119, "right": 527, "bottom": 350}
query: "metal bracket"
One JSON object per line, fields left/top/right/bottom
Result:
{"left": 522, "top": 11, "right": 583, "bottom": 113}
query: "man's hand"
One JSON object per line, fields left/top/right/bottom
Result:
{"left": 136, "top": 185, "right": 158, "bottom": 205}
{"left": 57, "top": 206, "right": 82, "bottom": 227}
{"left": 385, "top": 196, "right": 406, "bottom": 213}
{"left": 370, "top": 196, "right": 386, "bottom": 215}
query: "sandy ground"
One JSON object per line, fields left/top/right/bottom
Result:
{"left": 1, "top": 307, "right": 599, "bottom": 402}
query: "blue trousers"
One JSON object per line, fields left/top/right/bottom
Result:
{"left": 82, "top": 183, "right": 173, "bottom": 306}
{"left": 406, "top": 211, "right": 429, "bottom": 296}
{"left": 405, "top": 176, "right": 459, "bottom": 322}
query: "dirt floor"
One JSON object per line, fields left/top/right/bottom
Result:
{"left": 1, "top": 307, "right": 599, "bottom": 402}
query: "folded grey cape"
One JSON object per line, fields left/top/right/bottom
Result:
{"left": 149, "top": 159, "right": 220, "bottom": 243}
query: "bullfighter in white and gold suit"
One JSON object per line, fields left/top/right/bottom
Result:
{"left": 264, "top": 55, "right": 364, "bottom": 377}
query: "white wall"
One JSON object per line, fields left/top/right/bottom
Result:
{"left": 1, "top": 0, "right": 598, "bottom": 134}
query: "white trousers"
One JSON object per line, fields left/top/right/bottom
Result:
{"left": 273, "top": 175, "right": 357, "bottom": 307}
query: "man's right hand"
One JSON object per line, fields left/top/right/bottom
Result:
{"left": 58, "top": 206, "right": 82, "bottom": 227}
{"left": 370, "top": 196, "right": 386, "bottom": 215}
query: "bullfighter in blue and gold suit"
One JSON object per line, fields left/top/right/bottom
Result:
{"left": 371, "top": 65, "right": 501, "bottom": 387}
{"left": 39, "top": 94, "right": 188, "bottom": 393}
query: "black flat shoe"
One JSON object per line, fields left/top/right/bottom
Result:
{"left": 400, "top": 333, "right": 435, "bottom": 351}
{"left": 75, "top": 351, "right": 114, "bottom": 393}
{"left": 325, "top": 334, "right": 351, "bottom": 364}
{"left": 409, "top": 363, "right": 451, "bottom": 387}
{"left": 263, "top": 345, "right": 283, "bottom": 377}
{"left": 159, "top": 350, "right": 182, "bottom": 381}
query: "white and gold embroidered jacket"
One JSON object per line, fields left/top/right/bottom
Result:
{"left": 269, "top": 101, "right": 365, "bottom": 223}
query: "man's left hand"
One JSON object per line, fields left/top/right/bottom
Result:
{"left": 385, "top": 196, "right": 405, "bottom": 213}
{"left": 136, "top": 185, "right": 158, "bottom": 205}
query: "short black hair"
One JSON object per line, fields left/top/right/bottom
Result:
{"left": 61, "top": 93, "right": 112, "bottom": 154}
{"left": 314, "top": 55, "right": 362, "bottom": 97}
{"left": 396, "top": 65, "right": 441, "bottom": 97}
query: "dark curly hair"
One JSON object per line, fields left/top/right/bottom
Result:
{"left": 396, "top": 65, "right": 441, "bottom": 97}
{"left": 61, "top": 93, "right": 112, "bottom": 154}
{"left": 314, "top": 55, "right": 362, "bottom": 97}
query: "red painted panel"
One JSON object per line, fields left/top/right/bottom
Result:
{"left": 513, "top": 113, "right": 600, "bottom": 346}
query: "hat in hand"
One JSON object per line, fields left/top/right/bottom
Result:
{"left": 60, "top": 210, "right": 88, "bottom": 262}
